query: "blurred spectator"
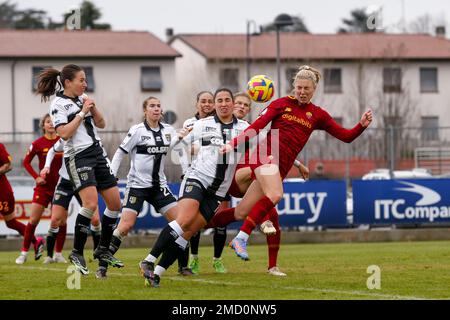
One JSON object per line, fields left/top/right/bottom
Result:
{"left": 310, "top": 162, "right": 329, "bottom": 180}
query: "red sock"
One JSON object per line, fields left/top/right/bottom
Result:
{"left": 240, "top": 206, "right": 273, "bottom": 235}
{"left": 206, "top": 208, "right": 236, "bottom": 228}
{"left": 21, "top": 223, "right": 37, "bottom": 252}
{"left": 266, "top": 208, "right": 280, "bottom": 269}
{"left": 55, "top": 224, "right": 67, "bottom": 253}
{"left": 239, "top": 196, "right": 275, "bottom": 236}
{"left": 5, "top": 218, "right": 26, "bottom": 236}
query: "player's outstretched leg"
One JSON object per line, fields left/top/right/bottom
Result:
{"left": 229, "top": 237, "right": 249, "bottom": 261}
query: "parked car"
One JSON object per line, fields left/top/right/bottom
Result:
{"left": 361, "top": 168, "right": 432, "bottom": 180}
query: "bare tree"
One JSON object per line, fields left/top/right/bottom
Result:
{"left": 409, "top": 14, "right": 433, "bottom": 34}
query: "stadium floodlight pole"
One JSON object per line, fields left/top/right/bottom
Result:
{"left": 246, "top": 20, "right": 261, "bottom": 81}
{"left": 246, "top": 20, "right": 260, "bottom": 122}
{"left": 274, "top": 14, "right": 294, "bottom": 98}
{"left": 389, "top": 124, "right": 395, "bottom": 178}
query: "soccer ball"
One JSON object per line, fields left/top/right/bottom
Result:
{"left": 247, "top": 75, "right": 275, "bottom": 103}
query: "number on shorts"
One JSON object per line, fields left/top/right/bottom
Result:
{"left": 0, "top": 201, "right": 8, "bottom": 212}
{"left": 105, "top": 160, "right": 114, "bottom": 176}
{"left": 160, "top": 187, "right": 170, "bottom": 197}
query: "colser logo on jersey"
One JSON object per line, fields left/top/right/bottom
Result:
{"left": 374, "top": 181, "right": 447, "bottom": 222}
{"left": 146, "top": 146, "right": 169, "bottom": 155}
{"left": 208, "top": 137, "right": 224, "bottom": 146}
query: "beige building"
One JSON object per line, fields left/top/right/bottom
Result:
{"left": 0, "top": 30, "right": 184, "bottom": 179}
{"left": 170, "top": 31, "right": 450, "bottom": 176}
{"left": 0, "top": 30, "right": 181, "bottom": 138}
{"left": 170, "top": 32, "right": 450, "bottom": 134}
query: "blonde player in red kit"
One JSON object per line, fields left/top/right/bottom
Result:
{"left": 209, "top": 65, "right": 373, "bottom": 260}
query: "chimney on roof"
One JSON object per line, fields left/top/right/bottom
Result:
{"left": 436, "top": 26, "right": 446, "bottom": 38}
{"left": 166, "top": 28, "right": 174, "bottom": 42}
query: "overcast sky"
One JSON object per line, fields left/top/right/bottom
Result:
{"left": 15, "top": 0, "right": 449, "bottom": 40}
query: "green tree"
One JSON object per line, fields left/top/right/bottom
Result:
{"left": 0, "top": 1, "right": 48, "bottom": 29}
{"left": 14, "top": 9, "right": 47, "bottom": 29}
{"left": 62, "top": 1, "right": 110, "bottom": 30}
{"left": 0, "top": 1, "right": 18, "bottom": 28}
{"left": 262, "top": 14, "right": 309, "bottom": 33}
{"left": 338, "top": 8, "right": 376, "bottom": 33}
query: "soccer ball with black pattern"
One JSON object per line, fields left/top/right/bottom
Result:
{"left": 247, "top": 75, "right": 275, "bottom": 103}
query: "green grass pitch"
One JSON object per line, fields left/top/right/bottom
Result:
{"left": 1, "top": 241, "right": 450, "bottom": 300}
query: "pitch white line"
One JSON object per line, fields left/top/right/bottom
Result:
{"left": 0, "top": 265, "right": 428, "bottom": 300}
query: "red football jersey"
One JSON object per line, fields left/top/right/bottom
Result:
{"left": 0, "top": 143, "right": 13, "bottom": 193}
{"left": 231, "top": 96, "right": 365, "bottom": 178}
{"left": 23, "top": 136, "right": 62, "bottom": 191}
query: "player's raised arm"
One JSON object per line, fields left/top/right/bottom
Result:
{"left": 227, "top": 103, "right": 283, "bottom": 150}
{"left": 0, "top": 160, "right": 12, "bottom": 175}
{"left": 87, "top": 98, "right": 106, "bottom": 129}
{"left": 320, "top": 108, "right": 373, "bottom": 143}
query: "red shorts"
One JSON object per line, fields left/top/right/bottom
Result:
{"left": 0, "top": 189, "right": 15, "bottom": 216}
{"left": 32, "top": 186, "right": 54, "bottom": 207}
{"left": 247, "top": 147, "right": 279, "bottom": 180}
{"left": 228, "top": 176, "right": 245, "bottom": 198}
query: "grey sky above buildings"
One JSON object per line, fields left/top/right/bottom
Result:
{"left": 16, "top": 0, "right": 449, "bottom": 40}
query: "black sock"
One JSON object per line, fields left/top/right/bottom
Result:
{"left": 190, "top": 232, "right": 200, "bottom": 255}
{"left": 159, "top": 242, "right": 183, "bottom": 270}
{"left": 46, "top": 230, "right": 58, "bottom": 258}
{"left": 92, "top": 231, "right": 101, "bottom": 250}
{"left": 98, "top": 260, "right": 108, "bottom": 269}
{"left": 150, "top": 224, "right": 179, "bottom": 260}
{"left": 99, "top": 215, "right": 117, "bottom": 248}
{"left": 213, "top": 227, "right": 227, "bottom": 258}
{"left": 177, "top": 244, "right": 189, "bottom": 270}
{"left": 109, "top": 235, "right": 122, "bottom": 255}
{"left": 73, "top": 214, "right": 91, "bottom": 255}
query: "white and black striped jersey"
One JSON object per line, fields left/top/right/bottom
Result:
{"left": 182, "top": 115, "right": 200, "bottom": 129}
{"left": 180, "top": 115, "right": 201, "bottom": 174}
{"left": 49, "top": 92, "right": 101, "bottom": 157}
{"left": 118, "top": 121, "right": 178, "bottom": 188}
{"left": 47, "top": 139, "right": 69, "bottom": 180}
{"left": 178, "top": 115, "right": 249, "bottom": 198}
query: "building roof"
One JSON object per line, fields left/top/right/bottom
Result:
{"left": 0, "top": 30, "right": 181, "bottom": 59}
{"left": 173, "top": 33, "right": 450, "bottom": 61}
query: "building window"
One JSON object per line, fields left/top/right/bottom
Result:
{"left": 219, "top": 68, "right": 239, "bottom": 93}
{"left": 163, "top": 110, "right": 177, "bottom": 125}
{"left": 32, "top": 66, "right": 51, "bottom": 91}
{"left": 420, "top": 68, "right": 438, "bottom": 93}
{"left": 81, "top": 66, "right": 95, "bottom": 92}
{"left": 141, "top": 66, "right": 162, "bottom": 91}
{"left": 421, "top": 116, "right": 439, "bottom": 141}
{"left": 383, "top": 68, "right": 402, "bottom": 93}
{"left": 285, "top": 68, "right": 298, "bottom": 94}
{"left": 333, "top": 117, "right": 343, "bottom": 126}
{"left": 33, "top": 118, "right": 41, "bottom": 136}
{"left": 324, "top": 68, "right": 342, "bottom": 93}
